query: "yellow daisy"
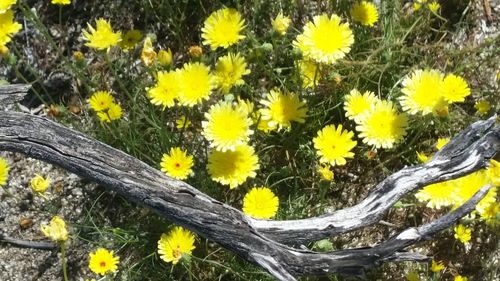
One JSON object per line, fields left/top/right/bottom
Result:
{"left": 160, "top": 147, "right": 194, "bottom": 180}
{"left": 201, "top": 7, "right": 245, "bottom": 50}
{"left": 158, "top": 49, "right": 173, "bottom": 66}
{"left": 487, "top": 159, "right": 500, "bottom": 186}
{"left": 88, "top": 91, "right": 114, "bottom": 112}
{"left": 158, "top": 226, "right": 196, "bottom": 265}
{"left": 416, "top": 151, "right": 430, "bottom": 163}
{"left": 451, "top": 170, "right": 497, "bottom": 213}
{"left": 214, "top": 52, "right": 250, "bottom": 93}
{"left": 175, "top": 116, "right": 191, "bottom": 129}
{"left": 202, "top": 102, "right": 253, "bottom": 152}
{"left": 177, "top": 62, "right": 215, "bottom": 107}
{"left": 317, "top": 164, "right": 334, "bottom": 181}
{"left": 259, "top": 89, "right": 307, "bottom": 130}
{"left": 350, "top": 1, "right": 379, "bottom": 26}
{"left": 51, "top": 0, "right": 70, "bottom": 5}
{"left": 440, "top": 74, "right": 470, "bottom": 103}
{"left": 243, "top": 187, "right": 279, "bottom": 219}
{"left": 453, "top": 224, "right": 471, "bottom": 244}
{"left": 298, "top": 60, "right": 320, "bottom": 89}
{"left": 293, "top": 14, "right": 354, "bottom": 64}
{"left": 41, "top": 216, "right": 68, "bottom": 242}
{"left": 428, "top": 2, "right": 441, "bottom": 13}
{"left": 0, "top": 10, "right": 22, "bottom": 47}
{"left": 147, "top": 70, "right": 180, "bottom": 109}
{"left": 454, "top": 275, "right": 469, "bottom": 281}
{"left": 355, "top": 100, "right": 408, "bottom": 149}
{"left": 343, "top": 89, "right": 379, "bottom": 121}
{"left": 479, "top": 202, "right": 499, "bottom": 226}
{"left": 207, "top": 144, "right": 259, "bottom": 189}
{"left": 435, "top": 137, "right": 450, "bottom": 150}
{"left": 0, "top": 157, "right": 9, "bottom": 186}
{"left": 88, "top": 248, "right": 120, "bottom": 276}
{"left": 415, "top": 181, "right": 456, "bottom": 209}
{"left": 474, "top": 100, "right": 491, "bottom": 115}
{"left": 431, "top": 260, "right": 445, "bottom": 272}
{"left": 399, "top": 69, "right": 447, "bottom": 115}
{"left": 82, "top": 18, "right": 121, "bottom": 50}
{"left": 271, "top": 12, "right": 291, "bottom": 35}
{"left": 313, "top": 124, "right": 357, "bottom": 166}
{"left": 0, "top": 0, "right": 16, "bottom": 13}
{"left": 119, "top": 29, "right": 142, "bottom": 50}
{"left": 30, "top": 174, "right": 51, "bottom": 194}
{"left": 96, "top": 103, "right": 123, "bottom": 123}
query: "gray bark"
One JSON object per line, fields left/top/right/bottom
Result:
{"left": 0, "top": 85, "right": 498, "bottom": 280}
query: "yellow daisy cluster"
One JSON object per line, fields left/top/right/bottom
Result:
{"left": 350, "top": 1, "right": 379, "bottom": 27}
{"left": 158, "top": 226, "right": 196, "bottom": 265}
{"left": 413, "top": 0, "right": 440, "bottom": 13}
{"left": 88, "top": 248, "right": 120, "bottom": 276}
{"left": 88, "top": 91, "right": 123, "bottom": 123}
{"left": 0, "top": 5, "right": 22, "bottom": 53}
{"left": 399, "top": 69, "right": 471, "bottom": 116}
{"left": 242, "top": 187, "right": 279, "bottom": 219}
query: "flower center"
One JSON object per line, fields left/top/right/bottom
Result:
{"left": 100, "top": 261, "right": 106, "bottom": 268}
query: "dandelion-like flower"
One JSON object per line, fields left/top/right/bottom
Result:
{"left": 355, "top": 100, "right": 408, "bottom": 149}
{"left": 298, "top": 60, "right": 320, "bottom": 89}
{"left": 259, "top": 89, "right": 307, "bottom": 130}
{"left": 453, "top": 224, "right": 471, "bottom": 244}
{"left": 0, "top": 157, "right": 9, "bottom": 186}
{"left": 96, "top": 103, "right": 123, "bottom": 123}
{"left": 474, "top": 100, "right": 490, "bottom": 115}
{"left": 0, "top": 10, "right": 22, "bottom": 47}
{"left": 51, "top": 0, "right": 71, "bottom": 5}
{"left": 177, "top": 62, "right": 215, "bottom": 107}
{"left": 399, "top": 69, "right": 447, "bottom": 115}
{"left": 119, "top": 29, "right": 142, "bottom": 50}
{"left": 313, "top": 124, "right": 357, "bottom": 166}
{"left": 201, "top": 7, "right": 245, "bottom": 50}
{"left": 88, "top": 248, "right": 120, "bottom": 276}
{"left": 350, "top": 1, "right": 379, "bottom": 26}
{"left": 175, "top": 116, "right": 191, "bottom": 129}
{"left": 454, "top": 275, "right": 469, "bottom": 281}
{"left": 343, "top": 89, "right": 379, "bottom": 121}
{"left": 440, "top": 74, "right": 470, "bottom": 103}
{"left": 435, "top": 137, "right": 450, "bottom": 150}
{"left": 293, "top": 14, "right": 354, "bottom": 64}
{"left": 158, "top": 49, "right": 173, "bottom": 66}
{"left": 207, "top": 144, "right": 259, "bottom": 189}
{"left": 147, "top": 70, "right": 180, "bottom": 109}
{"left": 317, "top": 165, "right": 334, "bottom": 181}
{"left": 416, "top": 151, "right": 429, "bottom": 163}
{"left": 30, "top": 174, "right": 51, "bottom": 194}
{"left": 158, "top": 227, "right": 196, "bottom": 265}
{"left": 451, "top": 170, "right": 497, "bottom": 213}
{"left": 431, "top": 260, "right": 445, "bottom": 272}
{"left": 271, "top": 12, "right": 291, "bottom": 35}
{"left": 487, "top": 159, "right": 500, "bottom": 186}
{"left": 415, "top": 181, "right": 455, "bottom": 209}
{"left": 160, "top": 147, "right": 194, "bottom": 180}
{"left": 428, "top": 2, "right": 441, "bottom": 13}
{"left": 41, "top": 216, "right": 68, "bottom": 242}
{"left": 479, "top": 202, "right": 499, "bottom": 226}
{"left": 243, "top": 187, "right": 279, "bottom": 219}
{"left": 0, "top": 0, "right": 16, "bottom": 13}
{"left": 82, "top": 18, "right": 121, "bottom": 50}
{"left": 214, "top": 52, "right": 250, "bottom": 93}
{"left": 88, "top": 91, "right": 114, "bottom": 112}
{"left": 141, "top": 37, "right": 156, "bottom": 66}
{"left": 202, "top": 102, "right": 253, "bottom": 152}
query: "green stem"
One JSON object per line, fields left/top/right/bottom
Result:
{"left": 60, "top": 242, "right": 69, "bottom": 281}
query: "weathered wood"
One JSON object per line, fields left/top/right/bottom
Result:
{"left": 0, "top": 84, "right": 498, "bottom": 280}
{"left": 0, "top": 84, "right": 31, "bottom": 109}
{"left": 0, "top": 231, "right": 57, "bottom": 250}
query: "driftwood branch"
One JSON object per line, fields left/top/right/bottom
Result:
{"left": 0, "top": 85, "right": 498, "bottom": 280}
{"left": 0, "top": 84, "right": 31, "bottom": 109}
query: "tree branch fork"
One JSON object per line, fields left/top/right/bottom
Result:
{"left": 0, "top": 85, "right": 498, "bottom": 280}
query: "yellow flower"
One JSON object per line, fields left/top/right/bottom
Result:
{"left": 243, "top": 187, "right": 279, "bottom": 219}
{"left": 73, "top": 51, "right": 84, "bottom": 61}
{"left": 160, "top": 147, "right": 194, "bottom": 180}
{"left": 0, "top": 157, "right": 9, "bottom": 186}
{"left": 343, "top": 89, "right": 379, "bottom": 122}
{"left": 0, "top": 44, "right": 8, "bottom": 56}
{"left": 435, "top": 137, "right": 450, "bottom": 150}
{"left": 30, "top": 174, "right": 51, "bottom": 194}
{"left": 453, "top": 224, "right": 471, "bottom": 244}
{"left": 350, "top": 1, "right": 379, "bottom": 26}
{"left": 147, "top": 70, "right": 180, "bottom": 109}
{"left": 479, "top": 202, "right": 499, "bottom": 226}
{"left": 82, "top": 18, "right": 121, "bottom": 50}
{"left": 431, "top": 260, "right": 445, "bottom": 272}
{"left": 0, "top": 10, "right": 22, "bottom": 47}
{"left": 313, "top": 124, "right": 357, "bottom": 166}
{"left": 413, "top": 3, "right": 422, "bottom": 11}
{"left": 298, "top": 60, "right": 320, "bottom": 89}
{"left": 214, "top": 52, "right": 250, "bottom": 93}
{"left": 41, "top": 216, "right": 68, "bottom": 242}
{"left": 399, "top": 69, "right": 447, "bottom": 115}
{"left": 355, "top": 100, "right": 408, "bottom": 149}
{"left": 487, "top": 159, "right": 500, "bottom": 186}
{"left": 259, "top": 89, "right": 308, "bottom": 130}
{"left": 440, "top": 74, "right": 470, "bottom": 103}
{"left": 187, "top": 45, "right": 203, "bottom": 58}
{"left": 202, "top": 101, "right": 253, "bottom": 152}
{"left": 474, "top": 100, "right": 491, "bottom": 115}
{"left": 207, "top": 144, "right": 259, "bottom": 189}
{"left": 51, "top": 0, "right": 70, "bottom": 5}
{"left": 451, "top": 170, "right": 497, "bottom": 213}
{"left": 88, "top": 248, "right": 119, "bottom": 276}
{"left": 416, "top": 151, "right": 430, "bottom": 163}
{"left": 119, "top": 29, "right": 142, "bottom": 50}
{"left": 177, "top": 62, "right": 215, "bottom": 107}
{"left": 141, "top": 37, "right": 157, "bottom": 66}
{"left": 235, "top": 98, "right": 254, "bottom": 116}
{"left": 454, "top": 275, "right": 468, "bottom": 281}
{"left": 158, "top": 227, "right": 196, "bottom": 265}
{"left": 88, "top": 91, "right": 114, "bottom": 112}
{"left": 415, "top": 181, "right": 456, "bottom": 209}
{"left": 201, "top": 7, "right": 245, "bottom": 50}
{"left": 293, "top": 14, "right": 354, "bottom": 64}
{"left": 96, "top": 103, "right": 122, "bottom": 123}
{"left": 271, "top": 12, "right": 291, "bottom": 35}
{"left": 175, "top": 116, "right": 191, "bottom": 129}
{"left": 158, "top": 49, "right": 173, "bottom": 66}
{"left": 0, "top": 0, "right": 16, "bottom": 13}
{"left": 318, "top": 165, "right": 334, "bottom": 181}
{"left": 428, "top": 2, "right": 441, "bottom": 13}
